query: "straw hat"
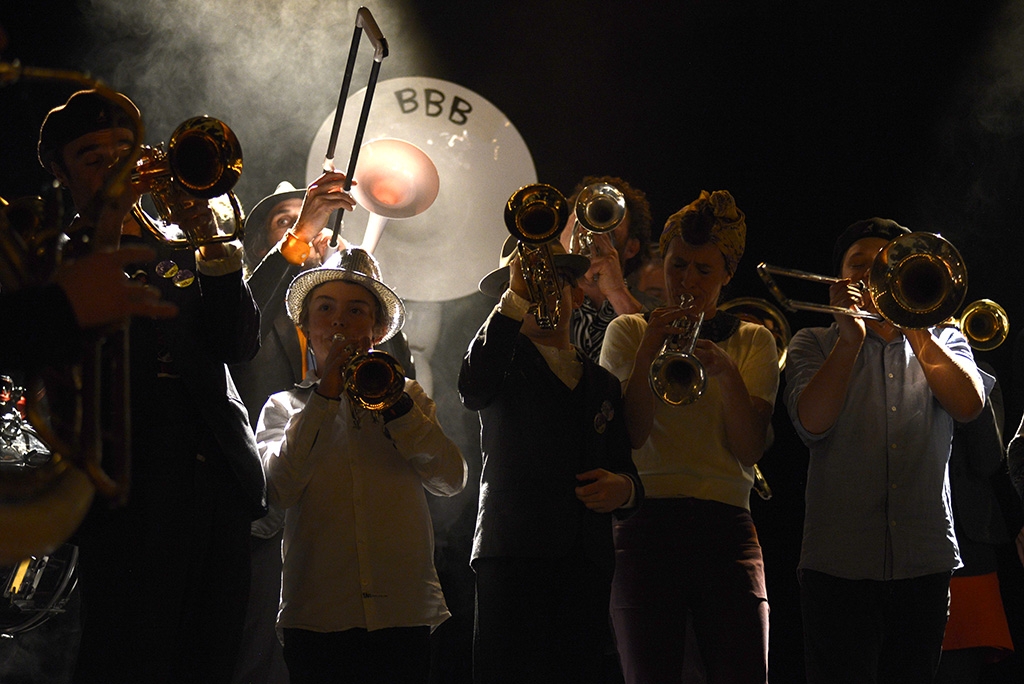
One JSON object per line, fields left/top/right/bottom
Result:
{"left": 285, "top": 248, "right": 405, "bottom": 343}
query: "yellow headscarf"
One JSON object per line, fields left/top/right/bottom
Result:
{"left": 659, "top": 189, "right": 746, "bottom": 275}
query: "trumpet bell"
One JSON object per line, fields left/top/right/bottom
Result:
{"left": 649, "top": 353, "right": 707, "bottom": 406}
{"left": 869, "top": 232, "right": 967, "bottom": 329}
{"left": 168, "top": 116, "right": 243, "bottom": 199}
{"left": 505, "top": 184, "right": 569, "bottom": 244}
{"left": 957, "top": 299, "right": 1009, "bottom": 351}
{"left": 574, "top": 182, "right": 626, "bottom": 234}
{"left": 345, "top": 351, "right": 406, "bottom": 412}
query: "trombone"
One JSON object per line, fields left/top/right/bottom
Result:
{"left": 757, "top": 232, "right": 968, "bottom": 330}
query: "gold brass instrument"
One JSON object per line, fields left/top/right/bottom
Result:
{"left": 568, "top": 182, "right": 627, "bottom": 258}
{"left": 1, "top": 67, "right": 139, "bottom": 563}
{"left": 719, "top": 297, "right": 793, "bottom": 502}
{"left": 949, "top": 299, "right": 1009, "bottom": 351}
{"left": 331, "top": 333, "right": 406, "bottom": 425}
{"left": 344, "top": 351, "right": 406, "bottom": 412}
{"left": 719, "top": 297, "right": 792, "bottom": 371}
{"left": 649, "top": 293, "right": 707, "bottom": 406}
{"left": 131, "top": 116, "right": 245, "bottom": 249}
{"left": 757, "top": 232, "right": 967, "bottom": 330}
{"left": 504, "top": 184, "right": 570, "bottom": 329}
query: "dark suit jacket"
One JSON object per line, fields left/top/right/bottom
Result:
{"left": 124, "top": 234, "right": 266, "bottom": 520}
{"left": 459, "top": 307, "right": 641, "bottom": 573}
{"left": 231, "top": 249, "right": 304, "bottom": 426}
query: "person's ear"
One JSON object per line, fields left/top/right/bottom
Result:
{"left": 571, "top": 283, "right": 585, "bottom": 309}
{"left": 622, "top": 236, "right": 640, "bottom": 262}
{"left": 50, "top": 161, "right": 70, "bottom": 187}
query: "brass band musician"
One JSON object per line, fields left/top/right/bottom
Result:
{"left": 35, "top": 88, "right": 267, "bottom": 684}
{"left": 599, "top": 190, "right": 776, "bottom": 684}
{"left": 783, "top": 218, "right": 990, "bottom": 684}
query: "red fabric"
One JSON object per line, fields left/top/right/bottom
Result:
{"left": 942, "top": 572, "right": 1014, "bottom": 660}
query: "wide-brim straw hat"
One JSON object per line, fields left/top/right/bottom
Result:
{"left": 478, "top": 235, "right": 590, "bottom": 298}
{"left": 286, "top": 248, "right": 405, "bottom": 343}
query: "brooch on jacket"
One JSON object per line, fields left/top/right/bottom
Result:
{"left": 594, "top": 400, "right": 614, "bottom": 434}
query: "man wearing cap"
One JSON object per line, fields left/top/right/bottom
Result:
{"left": 257, "top": 247, "right": 466, "bottom": 684}
{"left": 600, "top": 189, "right": 777, "bottom": 683}
{"left": 784, "top": 218, "right": 991, "bottom": 683}
{"left": 559, "top": 175, "right": 657, "bottom": 362}
{"left": 37, "top": 88, "right": 266, "bottom": 683}
{"left": 459, "top": 237, "right": 641, "bottom": 683}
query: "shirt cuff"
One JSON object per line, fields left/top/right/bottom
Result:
{"left": 497, "top": 289, "right": 531, "bottom": 321}
{"left": 622, "top": 475, "right": 638, "bottom": 509}
{"left": 195, "top": 242, "right": 244, "bottom": 276}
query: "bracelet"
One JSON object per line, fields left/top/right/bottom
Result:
{"left": 280, "top": 230, "right": 311, "bottom": 265}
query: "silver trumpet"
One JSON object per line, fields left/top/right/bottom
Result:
{"left": 649, "top": 293, "right": 707, "bottom": 406}
{"left": 568, "top": 182, "right": 627, "bottom": 259}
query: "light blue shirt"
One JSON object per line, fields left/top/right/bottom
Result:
{"left": 784, "top": 324, "right": 993, "bottom": 581}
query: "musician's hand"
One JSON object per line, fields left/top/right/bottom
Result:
{"left": 829, "top": 278, "right": 867, "bottom": 342}
{"left": 575, "top": 469, "right": 633, "bottom": 513}
{"left": 309, "top": 228, "right": 338, "bottom": 266}
{"left": 637, "top": 305, "right": 691, "bottom": 367}
{"left": 315, "top": 333, "right": 370, "bottom": 400}
{"left": 54, "top": 247, "right": 179, "bottom": 329}
{"left": 694, "top": 338, "right": 737, "bottom": 378}
{"left": 507, "top": 251, "right": 531, "bottom": 301}
{"left": 293, "top": 171, "right": 358, "bottom": 243}
{"left": 586, "top": 233, "right": 627, "bottom": 293}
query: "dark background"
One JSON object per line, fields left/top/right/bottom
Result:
{"left": 3, "top": 1, "right": 1024, "bottom": 682}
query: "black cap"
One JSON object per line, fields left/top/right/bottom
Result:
{"left": 832, "top": 217, "right": 910, "bottom": 274}
{"left": 37, "top": 89, "right": 139, "bottom": 170}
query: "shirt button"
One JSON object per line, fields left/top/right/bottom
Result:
{"left": 890, "top": 406, "right": 897, "bottom": 412}
{"left": 891, "top": 483, "right": 898, "bottom": 489}
{"left": 890, "top": 520, "right": 897, "bottom": 527}
{"left": 890, "top": 443, "right": 898, "bottom": 449}
{"left": 888, "top": 373, "right": 894, "bottom": 379}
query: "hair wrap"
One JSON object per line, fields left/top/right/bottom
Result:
{"left": 660, "top": 189, "right": 746, "bottom": 274}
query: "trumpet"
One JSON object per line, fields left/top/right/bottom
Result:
{"left": 131, "top": 116, "right": 245, "bottom": 249}
{"left": 948, "top": 299, "right": 1009, "bottom": 351}
{"left": 649, "top": 293, "right": 707, "bottom": 406}
{"left": 504, "top": 184, "right": 570, "bottom": 329}
{"left": 568, "top": 182, "right": 627, "bottom": 258}
{"left": 757, "top": 232, "right": 968, "bottom": 330}
{"left": 344, "top": 351, "right": 406, "bottom": 412}
{"left": 331, "top": 333, "right": 406, "bottom": 425}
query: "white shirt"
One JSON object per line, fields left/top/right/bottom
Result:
{"left": 258, "top": 377, "right": 467, "bottom": 633}
{"left": 600, "top": 314, "right": 778, "bottom": 509}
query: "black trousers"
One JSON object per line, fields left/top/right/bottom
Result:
{"left": 282, "top": 626, "right": 430, "bottom": 684}
{"left": 473, "top": 555, "right": 614, "bottom": 684}
{"left": 799, "top": 568, "right": 952, "bottom": 684}
{"left": 72, "top": 449, "right": 251, "bottom": 684}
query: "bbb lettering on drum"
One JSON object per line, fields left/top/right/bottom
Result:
{"left": 393, "top": 88, "right": 473, "bottom": 125}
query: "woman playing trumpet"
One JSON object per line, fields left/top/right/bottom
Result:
{"left": 599, "top": 190, "right": 778, "bottom": 684}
